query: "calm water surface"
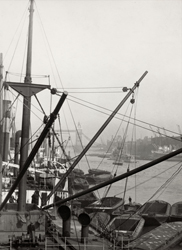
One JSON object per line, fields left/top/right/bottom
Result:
{"left": 75, "top": 153, "right": 182, "bottom": 207}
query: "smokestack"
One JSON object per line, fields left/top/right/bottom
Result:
{"left": 14, "top": 130, "right": 21, "bottom": 177}
{"left": 2, "top": 100, "right": 11, "bottom": 163}
{"left": 57, "top": 205, "right": 71, "bottom": 237}
{"left": 78, "top": 212, "right": 91, "bottom": 243}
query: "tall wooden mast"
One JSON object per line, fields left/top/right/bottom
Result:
{"left": 5, "top": 0, "right": 50, "bottom": 210}
{"left": 0, "top": 54, "right": 3, "bottom": 204}
{"left": 18, "top": 0, "right": 34, "bottom": 211}
{"left": 3, "top": 0, "right": 61, "bottom": 210}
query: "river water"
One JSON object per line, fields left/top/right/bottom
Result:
{"left": 75, "top": 153, "right": 182, "bottom": 249}
{"left": 76, "top": 153, "right": 182, "bottom": 206}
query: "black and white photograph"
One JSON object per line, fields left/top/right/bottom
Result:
{"left": 0, "top": 0, "right": 182, "bottom": 249}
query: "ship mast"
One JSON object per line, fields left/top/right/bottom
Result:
{"left": 18, "top": 0, "right": 34, "bottom": 211}
{"left": 0, "top": 54, "right": 3, "bottom": 204}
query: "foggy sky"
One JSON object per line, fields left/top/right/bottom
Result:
{"left": 0, "top": 0, "right": 182, "bottom": 144}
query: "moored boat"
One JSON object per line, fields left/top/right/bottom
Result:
{"left": 74, "top": 191, "right": 98, "bottom": 208}
{"left": 170, "top": 201, "right": 182, "bottom": 222}
{"left": 123, "top": 201, "right": 142, "bottom": 214}
{"left": 88, "top": 168, "right": 111, "bottom": 175}
{"left": 71, "top": 176, "right": 89, "bottom": 190}
{"left": 107, "top": 213, "right": 145, "bottom": 244}
{"left": 150, "top": 148, "right": 182, "bottom": 162}
{"left": 139, "top": 199, "right": 171, "bottom": 226}
{"left": 112, "top": 160, "right": 124, "bottom": 166}
{"left": 122, "top": 154, "right": 137, "bottom": 163}
{"left": 72, "top": 168, "right": 85, "bottom": 176}
{"left": 94, "top": 173, "right": 113, "bottom": 183}
{"left": 90, "top": 211, "right": 111, "bottom": 235}
{"left": 84, "top": 196, "right": 124, "bottom": 214}
{"left": 85, "top": 168, "right": 113, "bottom": 184}
{"left": 1, "top": 1, "right": 182, "bottom": 249}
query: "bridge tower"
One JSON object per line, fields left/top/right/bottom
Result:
{"left": 74, "top": 122, "right": 83, "bottom": 152}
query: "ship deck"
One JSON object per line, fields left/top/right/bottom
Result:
{"left": 1, "top": 209, "right": 182, "bottom": 249}
{"left": 126, "top": 222, "right": 182, "bottom": 250}
{"left": 51, "top": 215, "right": 113, "bottom": 250}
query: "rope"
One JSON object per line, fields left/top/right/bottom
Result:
{"left": 6, "top": 12, "right": 28, "bottom": 72}
{"left": 65, "top": 94, "right": 181, "bottom": 140}
{"left": 133, "top": 163, "right": 182, "bottom": 216}
{"left": 102, "top": 102, "right": 132, "bottom": 198}
{"left": 59, "top": 91, "right": 127, "bottom": 94}
{"left": 19, "top": 33, "right": 28, "bottom": 83}
{"left": 4, "top": 1, "right": 29, "bottom": 63}
{"left": 149, "top": 163, "right": 182, "bottom": 201}
{"left": 57, "top": 86, "right": 127, "bottom": 90}
{"left": 34, "top": 94, "right": 46, "bottom": 115}
{"left": 8, "top": 88, "right": 45, "bottom": 121}
{"left": 15, "top": 123, "right": 45, "bottom": 156}
{"left": 66, "top": 99, "right": 92, "bottom": 169}
{"left": 6, "top": 71, "right": 50, "bottom": 78}
{"left": 34, "top": 1, "right": 63, "bottom": 90}
{"left": 115, "top": 161, "right": 182, "bottom": 197}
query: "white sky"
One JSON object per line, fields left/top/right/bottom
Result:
{"left": 0, "top": 0, "right": 182, "bottom": 143}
